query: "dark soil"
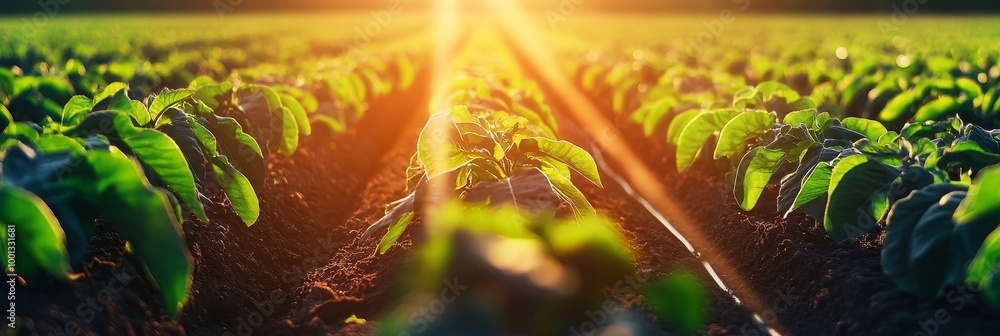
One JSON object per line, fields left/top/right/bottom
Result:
{"left": 275, "top": 73, "right": 430, "bottom": 336}
{"left": 17, "top": 67, "right": 430, "bottom": 336}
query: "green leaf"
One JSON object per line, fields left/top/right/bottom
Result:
{"left": 937, "top": 141, "right": 1000, "bottom": 172}
{"left": 824, "top": 155, "right": 901, "bottom": 242}
{"left": 157, "top": 109, "right": 209, "bottom": 189}
{"left": 956, "top": 77, "right": 983, "bottom": 98}
{"left": 967, "top": 227, "right": 1000, "bottom": 306}
{"left": 879, "top": 91, "right": 919, "bottom": 123}
{"left": 149, "top": 89, "right": 194, "bottom": 117}
{"left": 734, "top": 147, "right": 786, "bottom": 210}
{"left": 789, "top": 161, "right": 834, "bottom": 218}
{"left": 71, "top": 112, "right": 206, "bottom": 222}
{"left": 280, "top": 94, "right": 311, "bottom": 136}
{"left": 60, "top": 95, "right": 93, "bottom": 126}
{"left": 777, "top": 146, "right": 827, "bottom": 215}
{"left": 536, "top": 165, "right": 596, "bottom": 219}
{"left": 194, "top": 114, "right": 265, "bottom": 192}
{"left": 35, "top": 134, "right": 86, "bottom": 155}
{"left": 0, "top": 105, "right": 11, "bottom": 132}
{"left": 883, "top": 185, "right": 974, "bottom": 300}
{"left": 915, "top": 96, "right": 961, "bottom": 122}
{"left": 211, "top": 154, "right": 260, "bottom": 226}
{"left": 93, "top": 82, "right": 128, "bottom": 105}
{"left": 378, "top": 211, "right": 415, "bottom": 255}
{"left": 666, "top": 109, "right": 699, "bottom": 145}
{"left": 277, "top": 106, "right": 299, "bottom": 156}
{"left": 417, "top": 115, "right": 473, "bottom": 179}
{"left": 676, "top": 109, "right": 740, "bottom": 172}
{"left": 955, "top": 166, "right": 1000, "bottom": 225}
{"left": 842, "top": 117, "right": 889, "bottom": 141}
{"left": 639, "top": 97, "right": 677, "bottom": 136}
{"left": 105, "top": 89, "right": 149, "bottom": 125}
{"left": 782, "top": 108, "right": 817, "bottom": 127}
{"left": 0, "top": 185, "right": 70, "bottom": 279}
{"left": 84, "top": 150, "right": 192, "bottom": 318}
{"left": 714, "top": 110, "right": 776, "bottom": 160}
{"left": 189, "top": 116, "right": 260, "bottom": 226}
{"left": 520, "top": 137, "right": 602, "bottom": 187}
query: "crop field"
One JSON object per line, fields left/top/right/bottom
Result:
{"left": 3, "top": 1, "right": 1000, "bottom": 335}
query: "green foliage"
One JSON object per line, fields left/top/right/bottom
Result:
{"left": 1, "top": 144, "right": 191, "bottom": 317}
{"left": 824, "top": 155, "right": 900, "bottom": 242}
{"left": 675, "top": 109, "right": 740, "bottom": 172}
{"left": 0, "top": 184, "right": 70, "bottom": 280}
{"left": 366, "top": 68, "right": 602, "bottom": 254}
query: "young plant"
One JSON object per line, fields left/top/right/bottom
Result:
{"left": 363, "top": 106, "right": 602, "bottom": 254}
{"left": 0, "top": 143, "right": 192, "bottom": 318}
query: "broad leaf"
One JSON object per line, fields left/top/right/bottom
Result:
{"left": 520, "top": 137, "right": 603, "bottom": 187}
{"left": 93, "top": 82, "right": 128, "bottom": 105}
{"left": 842, "top": 117, "right": 889, "bottom": 142}
{"left": 778, "top": 146, "right": 836, "bottom": 216}
{"left": 189, "top": 116, "right": 259, "bottom": 226}
{"left": 715, "top": 110, "right": 775, "bottom": 160}
{"left": 968, "top": 227, "right": 1000, "bottom": 306}
{"left": 666, "top": 109, "right": 699, "bottom": 145}
{"left": 734, "top": 147, "right": 785, "bottom": 210}
{"left": 537, "top": 164, "right": 596, "bottom": 218}
{"left": 825, "top": 155, "right": 901, "bottom": 242}
{"left": 788, "top": 161, "right": 834, "bottom": 219}
{"left": 157, "top": 108, "right": 210, "bottom": 195}
{"left": 149, "top": 89, "right": 194, "bottom": 117}
{"left": 676, "top": 109, "right": 740, "bottom": 172}
{"left": 84, "top": 150, "right": 192, "bottom": 318}
{"left": 915, "top": 96, "right": 961, "bottom": 122}
{"left": 195, "top": 114, "right": 265, "bottom": 192}
{"left": 417, "top": 115, "right": 473, "bottom": 179}
{"left": 0, "top": 185, "right": 70, "bottom": 279}
{"left": 71, "top": 112, "right": 206, "bottom": 222}
{"left": 60, "top": 95, "right": 93, "bottom": 126}
{"left": 954, "top": 166, "right": 1000, "bottom": 225}
{"left": 280, "top": 93, "right": 311, "bottom": 136}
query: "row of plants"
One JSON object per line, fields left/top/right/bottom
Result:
{"left": 362, "top": 63, "right": 603, "bottom": 254}
{"left": 0, "top": 46, "right": 422, "bottom": 319}
{"left": 571, "top": 46, "right": 1000, "bottom": 307}
{"left": 238, "top": 51, "right": 420, "bottom": 135}
{"left": 0, "top": 19, "right": 429, "bottom": 130}
{"left": 359, "top": 55, "right": 708, "bottom": 333}
{"left": 573, "top": 46, "right": 1000, "bottom": 133}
